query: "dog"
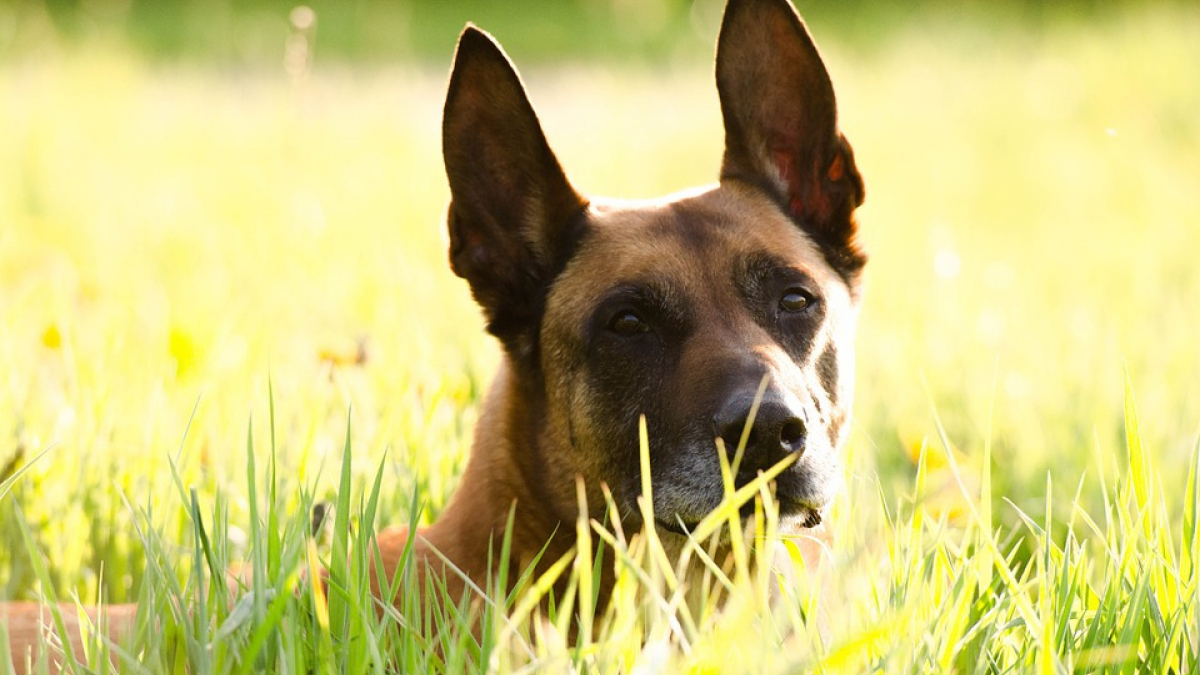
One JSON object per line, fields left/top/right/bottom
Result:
{"left": 3, "top": 0, "right": 865, "bottom": 669}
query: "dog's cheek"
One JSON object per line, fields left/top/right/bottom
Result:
{"left": 814, "top": 306, "right": 858, "bottom": 451}
{"left": 570, "top": 339, "right": 668, "bottom": 507}
{"left": 538, "top": 324, "right": 604, "bottom": 491}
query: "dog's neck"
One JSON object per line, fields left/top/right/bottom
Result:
{"left": 417, "top": 358, "right": 579, "bottom": 591}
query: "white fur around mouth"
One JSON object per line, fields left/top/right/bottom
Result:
{"left": 654, "top": 503, "right": 824, "bottom": 538}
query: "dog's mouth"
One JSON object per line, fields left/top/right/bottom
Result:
{"left": 654, "top": 498, "right": 823, "bottom": 537}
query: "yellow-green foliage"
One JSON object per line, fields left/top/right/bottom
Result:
{"left": 1, "top": 4, "right": 1199, "bottom": 672}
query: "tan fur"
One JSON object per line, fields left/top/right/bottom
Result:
{"left": 3, "top": 603, "right": 137, "bottom": 675}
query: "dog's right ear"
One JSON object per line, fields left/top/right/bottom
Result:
{"left": 716, "top": 0, "right": 866, "bottom": 278}
{"left": 443, "top": 26, "right": 587, "bottom": 357}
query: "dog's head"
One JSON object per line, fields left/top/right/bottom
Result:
{"left": 442, "top": 0, "right": 865, "bottom": 535}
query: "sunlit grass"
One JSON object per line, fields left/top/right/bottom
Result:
{"left": 1, "top": 3, "right": 1199, "bottom": 672}
{"left": 7, "top": 386, "right": 1200, "bottom": 672}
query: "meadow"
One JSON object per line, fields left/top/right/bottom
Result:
{"left": 1, "top": 0, "right": 1199, "bottom": 672}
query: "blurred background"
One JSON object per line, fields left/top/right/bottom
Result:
{"left": 1, "top": 0, "right": 1198, "bottom": 602}
{"left": 0, "top": 0, "right": 1190, "bottom": 64}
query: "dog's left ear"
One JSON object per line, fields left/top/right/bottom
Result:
{"left": 443, "top": 26, "right": 588, "bottom": 356}
{"left": 716, "top": 0, "right": 866, "bottom": 276}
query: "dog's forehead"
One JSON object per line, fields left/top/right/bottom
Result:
{"left": 550, "top": 183, "right": 847, "bottom": 312}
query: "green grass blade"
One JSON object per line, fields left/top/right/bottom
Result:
{"left": 0, "top": 445, "right": 52, "bottom": 504}
{"left": 1123, "top": 367, "right": 1149, "bottom": 515}
{"left": 1184, "top": 433, "right": 1200, "bottom": 585}
{"left": 328, "top": 412, "right": 355, "bottom": 648}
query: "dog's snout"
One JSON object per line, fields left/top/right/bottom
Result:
{"left": 712, "top": 394, "right": 807, "bottom": 474}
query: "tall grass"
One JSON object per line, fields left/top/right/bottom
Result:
{"left": 5, "top": 382, "right": 1199, "bottom": 672}
{"left": 2, "top": 2, "right": 1199, "bottom": 672}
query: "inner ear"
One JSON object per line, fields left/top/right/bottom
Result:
{"left": 715, "top": 0, "right": 865, "bottom": 278}
{"left": 718, "top": 6, "right": 837, "bottom": 193}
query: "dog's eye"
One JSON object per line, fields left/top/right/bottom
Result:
{"left": 779, "top": 290, "right": 813, "bottom": 313}
{"left": 609, "top": 311, "right": 649, "bottom": 336}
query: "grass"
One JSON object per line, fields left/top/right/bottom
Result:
{"left": 2, "top": 2, "right": 1200, "bottom": 672}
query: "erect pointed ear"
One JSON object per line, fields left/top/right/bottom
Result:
{"left": 716, "top": 0, "right": 866, "bottom": 277}
{"left": 443, "top": 26, "right": 588, "bottom": 356}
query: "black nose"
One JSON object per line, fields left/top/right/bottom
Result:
{"left": 712, "top": 393, "right": 807, "bottom": 475}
